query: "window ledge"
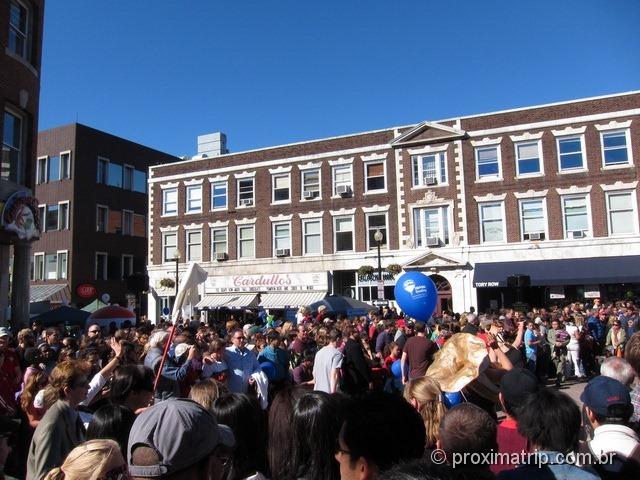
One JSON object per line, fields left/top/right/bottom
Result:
{"left": 300, "top": 197, "right": 321, "bottom": 202}
{"left": 602, "top": 163, "right": 634, "bottom": 171}
{"left": 185, "top": 210, "right": 202, "bottom": 215}
{"left": 210, "top": 207, "right": 228, "bottom": 212}
{"left": 363, "top": 190, "right": 388, "bottom": 195}
{"left": 475, "top": 177, "right": 503, "bottom": 184}
{"left": 557, "top": 168, "right": 588, "bottom": 175}
{"left": 271, "top": 200, "right": 292, "bottom": 206}
{"left": 4, "top": 48, "right": 38, "bottom": 77}
{"left": 411, "top": 184, "right": 449, "bottom": 190}
{"left": 236, "top": 205, "right": 255, "bottom": 209}
{"left": 161, "top": 213, "right": 178, "bottom": 218}
{"left": 515, "top": 173, "right": 544, "bottom": 179}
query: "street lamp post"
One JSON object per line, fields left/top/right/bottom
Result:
{"left": 172, "top": 249, "right": 181, "bottom": 309}
{"left": 374, "top": 229, "right": 384, "bottom": 300}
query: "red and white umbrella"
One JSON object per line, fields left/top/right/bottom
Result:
{"left": 86, "top": 305, "right": 136, "bottom": 330}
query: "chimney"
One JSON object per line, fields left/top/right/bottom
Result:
{"left": 197, "top": 132, "right": 228, "bottom": 157}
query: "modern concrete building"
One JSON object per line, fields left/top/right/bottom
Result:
{"left": 146, "top": 91, "right": 640, "bottom": 322}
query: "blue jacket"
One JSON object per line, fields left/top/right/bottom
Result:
{"left": 587, "top": 317, "right": 606, "bottom": 344}
{"left": 257, "top": 345, "right": 289, "bottom": 382}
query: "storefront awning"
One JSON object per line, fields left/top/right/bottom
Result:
{"left": 259, "top": 291, "right": 326, "bottom": 309}
{"left": 196, "top": 293, "right": 260, "bottom": 309}
{"left": 30, "top": 284, "right": 70, "bottom": 303}
{"left": 473, "top": 256, "right": 640, "bottom": 288}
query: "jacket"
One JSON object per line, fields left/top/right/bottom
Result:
{"left": 144, "top": 347, "right": 191, "bottom": 401}
{"left": 341, "top": 338, "right": 371, "bottom": 394}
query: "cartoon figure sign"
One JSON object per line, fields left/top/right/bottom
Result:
{"left": 0, "top": 190, "right": 40, "bottom": 241}
{"left": 393, "top": 271, "right": 437, "bottom": 322}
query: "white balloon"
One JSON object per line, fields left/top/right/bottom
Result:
{"left": 101, "top": 293, "right": 110, "bottom": 304}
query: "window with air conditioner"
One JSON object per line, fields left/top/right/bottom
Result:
{"left": 211, "top": 228, "right": 228, "bottom": 257}
{"left": 413, "top": 206, "right": 449, "bottom": 247}
{"left": 412, "top": 152, "right": 447, "bottom": 187}
{"left": 606, "top": 191, "right": 637, "bottom": 236}
{"left": 273, "top": 222, "right": 291, "bottom": 257}
{"left": 562, "top": 195, "right": 590, "bottom": 239}
{"left": 366, "top": 213, "right": 387, "bottom": 250}
{"left": 332, "top": 165, "right": 352, "bottom": 196}
{"left": 237, "top": 178, "right": 255, "bottom": 207}
{"left": 520, "top": 199, "right": 547, "bottom": 241}
{"left": 301, "top": 169, "right": 320, "bottom": 200}
{"left": 479, "top": 202, "right": 505, "bottom": 243}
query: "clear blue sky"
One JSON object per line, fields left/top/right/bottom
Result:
{"left": 39, "top": 0, "right": 640, "bottom": 157}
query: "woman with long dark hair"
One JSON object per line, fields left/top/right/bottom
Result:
{"left": 287, "top": 391, "right": 343, "bottom": 480}
{"left": 267, "top": 386, "right": 305, "bottom": 479}
{"left": 86, "top": 404, "right": 136, "bottom": 456}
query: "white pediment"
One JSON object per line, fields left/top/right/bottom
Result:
{"left": 402, "top": 251, "right": 467, "bottom": 270}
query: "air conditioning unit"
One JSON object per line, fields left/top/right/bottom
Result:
{"left": 570, "top": 230, "right": 585, "bottom": 239}
{"left": 424, "top": 177, "right": 438, "bottom": 186}
{"left": 336, "top": 185, "right": 352, "bottom": 196}
{"left": 528, "top": 232, "right": 544, "bottom": 241}
{"left": 275, "top": 248, "right": 290, "bottom": 257}
{"left": 303, "top": 190, "right": 318, "bottom": 199}
{"left": 240, "top": 199, "right": 253, "bottom": 207}
{"left": 426, "top": 236, "right": 440, "bottom": 247}
{"left": 215, "top": 252, "right": 228, "bottom": 261}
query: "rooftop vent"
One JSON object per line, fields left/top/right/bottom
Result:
{"left": 197, "top": 132, "right": 228, "bottom": 157}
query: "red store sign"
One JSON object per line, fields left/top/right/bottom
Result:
{"left": 76, "top": 284, "right": 97, "bottom": 299}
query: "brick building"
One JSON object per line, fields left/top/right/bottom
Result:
{"left": 147, "top": 91, "right": 640, "bottom": 322}
{"left": 32, "top": 124, "right": 179, "bottom": 311}
{"left": 0, "top": 0, "right": 44, "bottom": 327}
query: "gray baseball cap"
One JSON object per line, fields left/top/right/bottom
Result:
{"left": 128, "top": 398, "right": 235, "bottom": 477}
{"left": 0, "top": 327, "right": 11, "bottom": 338}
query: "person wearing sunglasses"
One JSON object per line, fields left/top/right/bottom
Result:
{"left": 43, "top": 439, "right": 128, "bottom": 480}
{"left": 27, "top": 360, "right": 91, "bottom": 480}
{"left": 224, "top": 328, "right": 261, "bottom": 394}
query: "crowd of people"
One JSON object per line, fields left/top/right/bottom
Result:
{"left": 0, "top": 298, "right": 639, "bottom": 479}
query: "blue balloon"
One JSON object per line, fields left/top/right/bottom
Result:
{"left": 442, "top": 391, "right": 464, "bottom": 409}
{"left": 260, "top": 361, "right": 277, "bottom": 381}
{"left": 393, "top": 271, "right": 438, "bottom": 322}
{"left": 391, "top": 359, "right": 403, "bottom": 379}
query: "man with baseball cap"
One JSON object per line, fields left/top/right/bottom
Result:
{"left": 128, "top": 398, "right": 235, "bottom": 480}
{"left": 581, "top": 375, "right": 640, "bottom": 476}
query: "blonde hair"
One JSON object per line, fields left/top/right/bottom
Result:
{"left": 189, "top": 378, "right": 228, "bottom": 413}
{"left": 403, "top": 377, "right": 446, "bottom": 448}
{"left": 44, "top": 439, "right": 122, "bottom": 480}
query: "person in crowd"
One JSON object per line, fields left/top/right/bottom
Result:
{"left": 16, "top": 328, "right": 36, "bottom": 371}
{"left": 20, "top": 370, "right": 48, "bottom": 429}
{"left": 257, "top": 331, "right": 290, "bottom": 389}
{"left": 292, "top": 353, "right": 314, "bottom": 386}
{"left": 224, "top": 328, "right": 262, "bottom": 394}
{"left": 492, "top": 367, "right": 540, "bottom": 475}
{"left": 268, "top": 386, "right": 305, "bottom": 479}
{"left": 312, "top": 329, "right": 343, "bottom": 394}
{"left": 547, "top": 319, "right": 570, "bottom": 388}
{"left": 188, "top": 378, "right": 228, "bottom": 414}
{"left": 601, "top": 356, "right": 636, "bottom": 387}
{"left": 497, "top": 387, "right": 600, "bottom": 480}
{"left": 43, "top": 439, "right": 126, "bottom": 480}
{"left": 201, "top": 338, "right": 228, "bottom": 382}
{"left": 403, "top": 377, "right": 446, "bottom": 452}
{"left": 290, "top": 324, "right": 316, "bottom": 357}
{"left": 341, "top": 326, "right": 372, "bottom": 395}
{"left": 144, "top": 330, "right": 196, "bottom": 401}
{"left": 625, "top": 332, "right": 640, "bottom": 431}
{"left": 128, "top": 398, "right": 235, "bottom": 480}
{"left": 335, "top": 392, "right": 425, "bottom": 479}
{"left": 581, "top": 375, "right": 640, "bottom": 478}
{"left": 109, "top": 364, "right": 154, "bottom": 414}
{"left": 523, "top": 321, "right": 539, "bottom": 373}
{"left": 86, "top": 324, "right": 102, "bottom": 341}
{"left": 0, "top": 328, "right": 21, "bottom": 419}
{"left": 588, "top": 310, "right": 608, "bottom": 354}
{"left": 27, "top": 360, "right": 91, "bottom": 480}
{"left": 86, "top": 404, "right": 136, "bottom": 456}
{"left": 211, "top": 393, "right": 268, "bottom": 480}
{"left": 566, "top": 315, "right": 584, "bottom": 379}
{"left": 375, "top": 322, "right": 394, "bottom": 359}
{"left": 400, "top": 322, "right": 437, "bottom": 384}
{"left": 606, "top": 319, "right": 627, "bottom": 357}
{"left": 288, "top": 392, "right": 343, "bottom": 480}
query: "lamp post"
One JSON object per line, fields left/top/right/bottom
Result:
{"left": 374, "top": 229, "right": 384, "bottom": 300}
{"left": 172, "top": 249, "right": 181, "bottom": 309}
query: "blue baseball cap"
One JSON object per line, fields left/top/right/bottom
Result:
{"left": 580, "top": 376, "right": 631, "bottom": 417}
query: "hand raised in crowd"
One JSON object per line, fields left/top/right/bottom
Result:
{"left": 110, "top": 336, "right": 122, "bottom": 358}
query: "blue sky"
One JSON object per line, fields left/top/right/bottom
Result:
{"left": 39, "top": 0, "right": 640, "bottom": 157}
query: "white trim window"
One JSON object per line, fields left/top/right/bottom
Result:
{"left": 413, "top": 206, "right": 449, "bottom": 247}
{"left": 519, "top": 199, "right": 547, "bottom": 241}
{"left": 97, "top": 157, "right": 109, "bottom": 184}
{"left": 366, "top": 213, "right": 388, "bottom": 250}
{"left": 606, "top": 191, "right": 638, "bottom": 236}
{"left": 272, "top": 173, "right": 291, "bottom": 203}
{"left": 95, "top": 252, "right": 108, "bottom": 280}
{"left": 57, "top": 251, "right": 68, "bottom": 280}
{"left": 122, "top": 210, "right": 133, "bottom": 235}
{"left": 2, "top": 109, "right": 24, "bottom": 184}
{"left": 46, "top": 204, "right": 59, "bottom": 231}
{"left": 162, "top": 232, "right": 177, "bottom": 263}
{"left": 601, "top": 130, "right": 632, "bottom": 167}
{"left": 45, "top": 253, "right": 58, "bottom": 280}
{"left": 334, "top": 215, "right": 354, "bottom": 252}
{"left": 557, "top": 136, "right": 585, "bottom": 171}
{"left": 32, "top": 253, "right": 44, "bottom": 281}
{"left": 96, "top": 205, "right": 108, "bottom": 232}
{"left": 411, "top": 153, "right": 447, "bottom": 187}
{"left": 36, "top": 156, "right": 47, "bottom": 184}
{"left": 38, "top": 205, "right": 45, "bottom": 230}
{"left": 238, "top": 225, "right": 255, "bottom": 259}
{"left": 121, "top": 254, "right": 134, "bottom": 279}
{"left": 561, "top": 195, "right": 591, "bottom": 239}
{"left": 123, "top": 165, "right": 134, "bottom": 190}
{"left": 332, "top": 165, "right": 352, "bottom": 196}
{"left": 186, "top": 230, "right": 202, "bottom": 262}
{"left": 211, "top": 182, "right": 227, "bottom": 210}
{"left": 272, "top": 222, "right": 291, "bottom": 256}
{"left": 479, "top": 202, "right": 505, "bottom": 243}
{"left": 515, "top": 141, "right": 543, "bottom": 176}
{"left": 301, "top": 169, "right": 321, "bottom": 200}
{"left": 211, "top": 227, "right": 228, "bottom": 255}
{"left": 186, "top": 185, "right": 202, "bottom": 213}
{"left": 237, "top": 178, "right": 255, "bottom": 207}
{"left": 8, "top": 1, "right": 29, "bottom": 60}
{"left": 60, "top": 151, "right": 71, "bottom": 180}
{"left": 162, "top": 188, "right": 178, "bottom": 216}
{"left": 364, "top": 161, "right": 386, "bottom": 193}
{"left": 47, "top": 155, "right": 60, "bottom": 182}
{"left": 475, "top": 146, "right": 501, "bottom": 180}
{"left": 302, "top": 219, "right": 322, "bottom": 255}
{"left": 58, "top": 201, "right": 69, "bottom": 230}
